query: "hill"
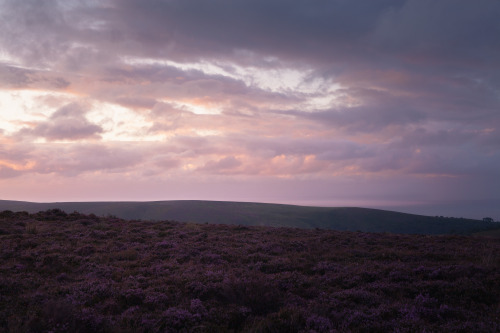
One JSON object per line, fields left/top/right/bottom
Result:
{"left": 0, "top": 210, "right": 498, "bottom": 332}
{"left": 0, "top": 200, "right": 498, "bottom": 235}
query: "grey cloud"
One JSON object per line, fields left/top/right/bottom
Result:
{"left": 221, "top": 130, "right": 500, "bottom": 177}
{"left": 225, "top": 134, "right": 374, "bottom": 161}
{"left": 114, "top": 97, "right": 157, "bottom": 109}
{"left": 372, "top": 0, "right": 500, "bottom": 66}
{"left": 313, "top": 105, "right": 425, "bottom": 132}
{"left": 0, "top": 0, "right": 117, "bottom": 71}
{"left": 0, "top": 0, "right": 498, "bottom": 209}
{"left": 0, "top": 140, "right": 34, "bottom": 164}
{"left": 106, "top": 0, "right": 403, "bottom": 65}
{"left": 154, "top": 157, "right": 181, "bottom": 170}
{"left": 0, "top": 63, "right": 70, "bottom": 89}
{"left": 32, "top": 143, "right": 146, "bottom": 177}
{"left": 389, "top": 128, "right": 474, "bottom": 150}
{"left": 278, "top": 103, "right": 426, "bottom": 133}
{"left": 17, "top": 103, "right": 103, "bottom": 141}
{"left": 0, "top": 140, "right": 152, "bottom": 178}
{"left": 147, "top": 102, "right": 191, "bottom": 132}
{"left": 0, "top": 0, "right": 75, "bottom": 66}
{"left": 108, "top": 0, "right": 500, "bottom": 73}
{"left": 67, "top": 62, "right": 301, "bottom": 118}
{"left": 2, "top": 0, "right": 497, "bottom": 128}
{"left": 478, "top": 128, "right": 500, "bottom": 149}
{"left": 198, "top": 156, "right": 242, "bottom": 174}
{"left": 2, "top": 0, "right": 491, "bottom": 69}
{"left": 406, "top": 147, "right": 500, "bottom": 177}
{"left": 1, "top": 0, "right": 499, "bottom": 77}
{"left": 0, "top": 166, "right": 21, "bottom": 179}
{"left": 0, "top": 63, "right": 31, "bottom": 87}
{"left": 100, "top": 63, "right": 298, "bottom": 103}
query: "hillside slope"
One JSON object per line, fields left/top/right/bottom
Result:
{"left": 1, "top": 200, "right": 498, "bottom": 235}
{"left": 0, "top": 210, "right": 499, "bottom": 332}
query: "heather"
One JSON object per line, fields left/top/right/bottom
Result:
{"left": 0, "top": 210, "right": 499, "bottom": 332}
{"left": 2, "top": 200, "right": 497, "bottom": 235}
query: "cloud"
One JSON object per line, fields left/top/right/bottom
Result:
{"left": 0, "top": 142, "right": 147, "bottom": 178}
{"left": 0, "top": 0, "right": 498, "bottom": 216}
{"left": 0, "top": 63, "right": 70, "bottom": 90}
{"left": 102, "top": 0, "right": 404, "bottom": 66}
{"left": 32, "top": 143, "right": 145, "bottom": 176}
{"left": 0, "top": 1, "right": 486, "bottom": 71}
{"left": 372, "top": 0, "right": 500, "bottom": 67}
{"left": 281, "top": 103, "right": 426, "bottom": 133}
{"left": 16, "top": 103, "right": 103, "bottom": 141}
{"left": 198, "top": 156, "right": 242, "bottom": 174}
{"left": 0, "top": 166, "right": 21, "bottom": 179}
{"left": 1, "top": 0, "right": 499, "bottom": 80}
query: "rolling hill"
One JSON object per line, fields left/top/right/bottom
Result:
{"left": 0, "top": 199, "right": 498, "bottom": 235}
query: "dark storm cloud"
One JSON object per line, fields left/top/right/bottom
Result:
{"left": 372, "top": 0, "right": 500, "bottom": 67}
{"left": 105, "top": 0, "right": 401, "bottom": 64}
{"left": 3, "top": 0, "right": 498, "bottom": 69}
{"left": 112, "top": 0, "right": 500, "bottom": 73}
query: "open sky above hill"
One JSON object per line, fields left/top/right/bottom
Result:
{"left": 0, "top": 0, "right": 499, "bottom": 219}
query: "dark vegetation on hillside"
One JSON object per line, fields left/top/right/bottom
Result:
{"left": 0, "top": 209, "right": 499, "bottom": 332}
{"left": 0, "top": 200, "right": 498, "bottom": 235}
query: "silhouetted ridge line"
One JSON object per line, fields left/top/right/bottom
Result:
{"left": 0, "top": 200, "right": 498, "bottom": 235}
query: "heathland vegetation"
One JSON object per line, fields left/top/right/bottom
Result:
{"left": 0, "top": 200, "right": 498, "bottom": 235}
{"left": 0, "top": 209, "right": 498, "bottom": 332}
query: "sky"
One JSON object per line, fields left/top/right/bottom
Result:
{"left": 0, "top": 0, "right": 499, "bottom": 220}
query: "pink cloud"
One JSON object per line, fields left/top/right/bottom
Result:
{"left": 0, "top": 0, "right": 498, "bottom": 219}
{"left": 15, "top": 103, "right": 103, "bottom": 141}
{"left": 198, "top": 156, "right": 242, "bottom": 174}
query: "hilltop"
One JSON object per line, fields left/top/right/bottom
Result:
{"left": 0, "top": 200, "right": 498, "bottom": 235}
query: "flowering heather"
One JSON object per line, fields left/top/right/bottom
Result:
{"left": 0, "top": 209, "right": 499, "bottom": 332}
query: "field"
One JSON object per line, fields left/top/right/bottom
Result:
{"left": 0, "top": 209, "right": 499, "bottom": 332}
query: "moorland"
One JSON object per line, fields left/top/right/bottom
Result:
{"left": 0, "top": 209, "right": 499, "bottom": 332}
{"left": 0, "top": 200, "right": 498, "bottom": 235}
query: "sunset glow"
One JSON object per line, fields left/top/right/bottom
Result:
{"left": 0, "top": 0, "right": 499, "bottom": 219}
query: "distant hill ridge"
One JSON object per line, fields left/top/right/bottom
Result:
{"left": 0, "top": 199, "right": 498, "bottom": 235}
